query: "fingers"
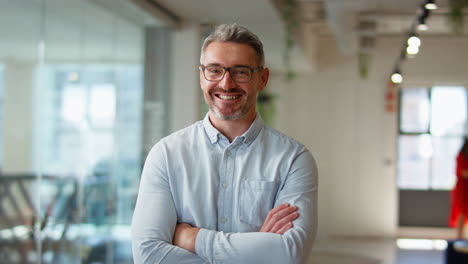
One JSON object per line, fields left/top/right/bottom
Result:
{"left": 262, "top": 203, "right": 290, "bottom": 228}
{"left": 270, "top": 211, "right": 299, "bottom": 234}
{"left": 276, "top": 222, "right": 293, "bottom": 235}
{"left": 260, "top": 203, "right": 299, "bottom": 234}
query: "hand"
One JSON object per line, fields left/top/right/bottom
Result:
{"left": 462, "top": 170, "right": 468, "bottom": 179}
{"left": 260, "top": 203, "right": 299, "bottom": 235}
{"left": 173, "top": 223, "right": 200, "bottom": 253}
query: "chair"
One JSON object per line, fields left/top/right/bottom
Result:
{"left": 0, "top": 174, "right": 78, "bottom": 263}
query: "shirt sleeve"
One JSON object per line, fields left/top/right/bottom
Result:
{"left": 131, "top": 144, "right": 206, "bottom": 264}
{"left": 195, "top": 148, "right": 318, "bottom": 264}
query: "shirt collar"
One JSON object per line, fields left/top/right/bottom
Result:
{"left": 240, "top": 113, "right": 264, "bottom": 145}
{"left": 202, "top": 113, "right": 264, "bottom": 145}
{"left": 203, "top": 113, "right": 221, "bottom": 144}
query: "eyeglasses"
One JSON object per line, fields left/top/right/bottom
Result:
{"left": 200, "top": 65, "right": 263, "bottom": 83}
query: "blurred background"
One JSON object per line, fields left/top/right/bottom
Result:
{"left": 0, "top": 0, "right": 467, "bottom": 263}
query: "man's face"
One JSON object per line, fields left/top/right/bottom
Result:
{"left": 200, "top": 41, "right": 268, "bottom": 121}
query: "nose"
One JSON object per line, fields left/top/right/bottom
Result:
{"left": 218, "top": 70, "right": 236, "bottom": 89}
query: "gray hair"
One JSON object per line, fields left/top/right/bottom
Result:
{"left": 200, "top": 23, "right": 265, "bottom": 66}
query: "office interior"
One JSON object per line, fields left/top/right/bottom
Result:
{"left": 1, "top": 0, "right": 467, "bottom": 263}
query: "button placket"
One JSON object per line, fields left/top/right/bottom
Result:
{"left": 219, "top": 146, "right": 236, "bottom": 231}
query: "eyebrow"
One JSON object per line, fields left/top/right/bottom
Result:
{"left": 204, "top": 63, "right": 253, "bottom": 68}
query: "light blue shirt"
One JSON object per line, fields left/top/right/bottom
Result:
{"left": 131, "top": 114, "right": 318, "bottom": 264}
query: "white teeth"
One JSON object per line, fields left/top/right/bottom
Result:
{"left": 219, "top": 95, "right": 240, "bottom": 100}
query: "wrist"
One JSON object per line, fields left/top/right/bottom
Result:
{"left": 173, "top": 223, "right": 200, "bottom": 253}
{"left": 187, "top": 227, "right": 200, "bottom": 253}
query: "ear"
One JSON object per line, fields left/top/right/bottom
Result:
{"left": 258, "top": 67, "right": 270, "bottom": 91}
{"left": 199, "top": 67, "right": 204, "bottom": 90}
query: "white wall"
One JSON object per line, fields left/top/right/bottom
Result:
{"left": 269, "top": 34, "right": 468, "bottom": 239}
{"left": 170, "top": 23, "right": 203, "bottom": 132}
{"left": 402, "top": 36, "right": 468, "bottom": 85}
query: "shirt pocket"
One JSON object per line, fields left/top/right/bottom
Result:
{"left": 239, "top": 180, "right": 277, "bottom": 228}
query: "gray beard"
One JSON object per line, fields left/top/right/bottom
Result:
{"left": 210, "top": 103, "right": 253, "bottom": 121}
{"left": 211, "top": 107, "right": 244, "bottom": 121}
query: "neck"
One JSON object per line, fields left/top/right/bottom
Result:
{"left": 209, "top": 111, "right": 257, "bottom": 142}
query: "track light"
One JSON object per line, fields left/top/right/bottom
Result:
{"left": 388, "top": 1, "right": 432, "bottom": 87}
{"left": 425, "top": 0, "right": 437, "bottom": 10}
{"left": 417, "top": 7, "right": 430, "bottom": 31}
{"left": 406, "top": 45, "right": 420, "bottom": 56}
{"left": 406, "top": 34, "right": 421, "bottom": 56}
{"left": 407, "top": 35, "right": 421, "bottom": 47}
{"left": 417, "top": 16, "right": 428, "bottom": 31}
{"left": 391, "top": 70, "right": 403, "bottom": 84}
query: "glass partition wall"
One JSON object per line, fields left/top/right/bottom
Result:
{"left": 0, "top": 0, "right": 148, "bottom": 263}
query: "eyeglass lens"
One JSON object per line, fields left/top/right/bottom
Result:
{"left": 204, "top": 66, "right": 252, "bottom": 82}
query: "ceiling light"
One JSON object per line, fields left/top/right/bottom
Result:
{"left": 407, "top": 36, "right": 421, "bottom": 47}
{"left": 407, "top": 45, "right": 419, "bottom": 55}
{"left": 417, "top": 8, "right": 430, "bottom": 31}
{"left": 425, "top": 0, "right": 437, "bottom": 10}
{"left": 417, "top": 22, "right": 428, "bottom": 31}
{"left": 391, "top": 70, "right": 403, "bottom": 84}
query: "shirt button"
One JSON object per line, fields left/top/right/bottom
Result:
{"left": 220, "top": 217, "right": 228, "bottom": 224}
{"left": 226, "top": 151, "right": 231, "bottom": 157}
{"left": 222, "top": 182, "right": 229, "bottom": 189}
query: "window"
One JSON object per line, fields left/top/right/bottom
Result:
{"left": 398, "top": 86, "right": 466, "bottom": 190}
{"left": 35, "top": 64, "right": 143, "bottom": 224}
{"left": 0, "top": 0, "right": 150, "bottom": 262}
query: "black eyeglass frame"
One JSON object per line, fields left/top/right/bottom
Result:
{"left": 199, "top": 65, "right": 264, "bottom": 83}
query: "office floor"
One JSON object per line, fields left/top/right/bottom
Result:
{"left": 308, "top": 237, "right": 445, "bottom": 264}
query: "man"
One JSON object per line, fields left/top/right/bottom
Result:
{"left": 131, "top": 23, "right": 318, "bottom": 263}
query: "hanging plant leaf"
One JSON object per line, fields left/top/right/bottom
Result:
{"left": 359, "top": 52, "right": 370, "bottom": 79}
{"left": 448, "top": 0, "right": 468, "bottom": 35}
{"left": 277, "top": 0, "right": 300, "bottom": 81}
{"left": 257, "top": 91, "right": 277, "bottom": 125}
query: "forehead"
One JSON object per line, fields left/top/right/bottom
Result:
{"left": 202, "top": 41, "right": 258, "bottom": 66}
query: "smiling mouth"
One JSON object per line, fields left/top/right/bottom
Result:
{"left": 216, "top": 94, "right": 241, "bottom": 100}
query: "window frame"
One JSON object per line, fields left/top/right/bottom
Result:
{"left": 398, "top": 85, "right": 466, "bottom": 190}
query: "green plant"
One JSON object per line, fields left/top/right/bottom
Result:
{"left": 257, "top": 91, "right": 277, "bottom": 126}
{"left": 359, "top": 52, "right": 370, "bottom": 79}
{"left": 448, "top": 0, "right": 468, "bottom": 34}
{"left": 279, "top": 0, "right": 300, "bottom": 81}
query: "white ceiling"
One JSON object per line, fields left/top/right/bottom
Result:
{"left": 144, "top": 0, "right": 465, "bottom": 71}
{"left": 314, "top": 0, "right": 458, "bottom": 55}
{"left": 151, "top": 0, "right": 306, "bottom": 72}
{"left": 1, "top": 0, "right": 465, "bottom": 70}
{"left": 151, "top": 0, "right": 282, "bottom": 24}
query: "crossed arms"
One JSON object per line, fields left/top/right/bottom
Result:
{"left": 131, "top": 146, "right": 318, "bottom": 264}
{"left": 173, "top": 203, "right": 300, "bottom": 253}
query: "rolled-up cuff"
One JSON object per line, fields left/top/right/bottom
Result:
{"left": 195, "top": 228, "right": 215, "bottom": 262}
